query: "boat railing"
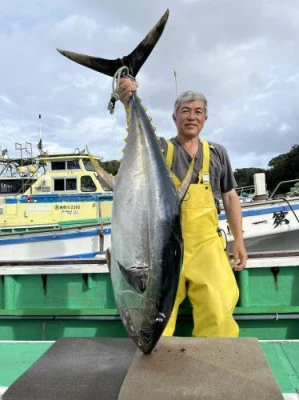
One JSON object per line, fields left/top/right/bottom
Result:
{"left": 14, "top": 177, "right": 37, "bottom": 196}
{"left": 0, "top": 251, "right": 298, "bottom": 275}
{"left": 236, "top": 185, "right": 255, "bottom": 197}
{"left": 269, "top": 178, "right": 299, "bottom": 199}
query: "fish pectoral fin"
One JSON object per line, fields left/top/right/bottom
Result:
{"left": 86, "top": 146, "right": 115, "bottom": 190}
{"left": 176, "top": 157, "right": 195, "bottom": 201}
{"left": 117, "top": 261, "right": 149, "bottom": 294}
{"left": 106, "top": 248, "right": 111, "bottom": 273}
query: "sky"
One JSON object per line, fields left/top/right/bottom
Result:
{"left": 0, "top": 0, "right": 298, "bottom": 170}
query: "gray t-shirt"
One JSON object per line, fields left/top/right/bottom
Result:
{"left": 158, "top": 137, "right": 236, "bottom": 211}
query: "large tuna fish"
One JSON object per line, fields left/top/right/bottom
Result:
{"left": 57, "top": 10, "right": 193, "bottom": 354}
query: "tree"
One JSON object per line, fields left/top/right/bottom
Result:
{"left": 266, "top": 144, "right": 299, "bottom": 193}
{"left": 234, "top": 168, "right": 265, "bottom": 188}
{"left": 100, "top": 160, "right": 120, "bottom": 175}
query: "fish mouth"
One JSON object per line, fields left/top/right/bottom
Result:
{"left": 120, "top": 307, "right": 165, "bottom": 354}
{"left": 136, "top": 313, "right": 168, "bottom": 354}
{"left": 57, "top": 9, "right": 169, "bottom": 78}
{"left": 119, "top": 293, "right": 168, "bottom": 354}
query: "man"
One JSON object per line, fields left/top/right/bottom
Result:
{"left": 118, "top": 78, "right": 247, "bottom": 337}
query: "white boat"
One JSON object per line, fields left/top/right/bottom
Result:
{"left": 219, "top": 174, "right": 299, "bottom": 252}
{"left": 0, "top": 223, "right": 111, "bottom": 260}
{"left": 0, "top": 148, "right": 113, "bottom": 260}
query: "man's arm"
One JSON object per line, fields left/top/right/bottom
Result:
{"left": 222, "top": 189, "right": 247, "bottom": 271}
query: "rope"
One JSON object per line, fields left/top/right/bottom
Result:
{"left": 282, "top": 197, "right": 299, "bottom": 224}
{"left": 108, "top": 66, "right": 135, "bottom": 114}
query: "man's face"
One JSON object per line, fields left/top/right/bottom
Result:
{"left": 173, "top": 100, "right": 207, "bottom": 139}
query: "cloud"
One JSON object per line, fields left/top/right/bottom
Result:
{"left": 0, "top": 0, "right": 298, "bottom": 171}
{"left": 0, "top": 95, "right": 17, "bottom": 108}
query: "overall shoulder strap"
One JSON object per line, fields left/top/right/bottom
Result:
{"left": 198, "top": 140, "right": 210, "bottom": 182}
{"left": 165, "top": 140, "right": 183, "bottom": 186}
{"left": 166, "top": 139, "right": 174, "bottom": 169}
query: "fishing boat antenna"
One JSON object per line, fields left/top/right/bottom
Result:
{"left": 39, "top": 113, "right": 42, "bottom": 140}
{"left": 37, "top": 113, "right": 44, "bottom": 155}
{"left": 174, "top": 67, "right": 178, "bottom": 97}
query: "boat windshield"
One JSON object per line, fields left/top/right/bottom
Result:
{"left": 81, "top": 176, "right": 96, "bottom": 192}
{"left": 95, "top": 176, "right": 112, "bottom": 192}
{"left": 84, "top": 160, "right": 97, "bottom": 172}
{"left": 83, "top": 160, "right": 113, "bottom": 192}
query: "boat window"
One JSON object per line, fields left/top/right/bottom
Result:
{"left": 81, "top": 175, "right": 96, "bottom": 192}
{"left": 96, "top": 176, "right": 112, "bottom": 192}
{"left": 51, "top": 161, "right": 65, "bottom": 171}
{"left": 51, "top": 160, "right": 80, "bottom": 171}
{"left": 83, "top": 160, "right": 95, "bottom": 171}
{"left": 0, "top": 178, "right": 36, "bottom": 195}
{"left": 67, "top": 160, "right": 80, "bottom": 170}
{"left": 66, "top": 178, "right": 77, "bottom": 190}
{"left": 82, "top": 160, "right": 112, "bottom": 191}
{"left": 54, "top": 178, "right": 77, "bottom": 191}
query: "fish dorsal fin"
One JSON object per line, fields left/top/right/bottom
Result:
{"left": 117, "top": 261, "right": 149, "bottom": 294}
{"left": 176, "top": 157, "right": 195, "bottom": 201}
{"left": 86, "top": 146, "right": 115, "bottom": 190}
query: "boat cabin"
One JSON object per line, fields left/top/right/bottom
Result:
{"left": 25, "top": 153, "right": 111, "bottom": 195}
{"left": 0, "top": 153, "right": 113, "bottom": 232}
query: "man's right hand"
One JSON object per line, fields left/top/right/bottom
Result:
{"left": 118, "top": 78, "right": 138, "bottom": 107}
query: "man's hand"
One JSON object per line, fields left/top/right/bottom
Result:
{"left": 222, "top": 189, "right": 247, "bottom": 271}
{"left": 118, "top": 78, "right": 138, "bottom": 107}
{"left": 232, "top": 238, "right": 247, "bottom": 271}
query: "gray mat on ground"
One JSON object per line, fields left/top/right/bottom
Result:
{"left": 3, "top": 338, "right": 136, "bottom": 400}
{"left": 119, "top": 337, "right": 283, "bottom": 400}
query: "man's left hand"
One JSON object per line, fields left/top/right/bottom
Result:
{"left": 232, "top": 238, "right": 247, "bottom": 271}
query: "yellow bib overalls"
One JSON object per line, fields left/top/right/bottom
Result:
{"left": 163, "top": 140, "right": 239, "bottom": 337}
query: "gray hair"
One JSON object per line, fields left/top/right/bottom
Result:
{"left": 173, "top": 90, "right": 208, "bottom": 117}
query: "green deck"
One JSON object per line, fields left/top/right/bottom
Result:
{"left": 0, "top": 340, "right": 298, "bottom": 395}
{"left": 0, "top": 341, "right": 53, "bottom": 388}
